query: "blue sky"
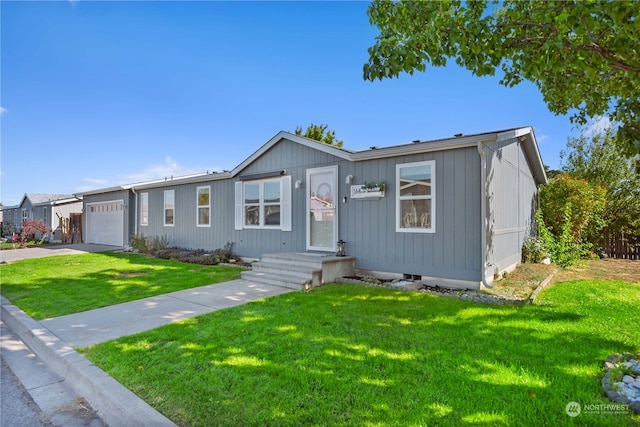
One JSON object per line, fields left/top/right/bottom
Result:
{"left": 2, "top": 1, "right": 577, "bottom": 206}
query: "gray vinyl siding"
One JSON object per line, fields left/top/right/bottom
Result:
{"left": 342, "top": 147, "right": 481, "bottom": 282}
{"left": 136, "top": 140, "right": 483, "bottom": 282}
{"left": 484, "top": 137, "right": 538, "bottom": 276}
{"left": 138, "top": 140, "right": 346, "bottom": 254}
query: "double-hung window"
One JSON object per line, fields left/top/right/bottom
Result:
{"left": 396, "top": 160, "right": 436, "bottom": 233}
{"left": 235, "top": 176, "right": 291, "bottom": 230}
{"left": 164, "top": 190, "right": 175, "bottom": 226}
{"left": 197, "top": 186, "right": 210, "bottom": 227}
{"left": 244, "top": 179, "right": 281, "bottom": 227}
{"left": 140, "top": 193, "right": 149, "bottom": 226}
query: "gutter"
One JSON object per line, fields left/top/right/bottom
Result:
{"left": 477, "top": 140, "right": 492, "bottom": 290}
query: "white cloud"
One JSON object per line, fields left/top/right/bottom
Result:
{"left": 83, "top": 177, "right": 109, "bottom": 185}
{"left": 119, "top": 156, "right": 213, "bottom": 184}
{"left": 0, "top": 107, "right": 7, "bottom": 115}
{"left": 583, "top": 116, "right": 612, "bottom": 137}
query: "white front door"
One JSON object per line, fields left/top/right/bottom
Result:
{"left": 306, "top": 166, "right": 338, "bottom": 252}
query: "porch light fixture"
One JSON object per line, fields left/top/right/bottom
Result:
{"left": 345, "top": 175, "right": 354, "bottom": 184}
{"left": 295, "top": 180, "right": 303, "bottom": 189}
{"left": 336, "top": 239, "right": 346, "bottom": 257}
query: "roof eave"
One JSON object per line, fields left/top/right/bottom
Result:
{"left": 351, "top": 133, "right": 497, "bottom": 161}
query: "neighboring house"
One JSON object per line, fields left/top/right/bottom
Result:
{"left": 77, "top": 127, "right": 546, "bottom": 289}
{"left": 0, "top": 194, "right": 83, "bottom": 242}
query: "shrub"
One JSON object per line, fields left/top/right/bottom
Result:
{"left": 522, "top": 236, "right": 547, "bottom": 263}
{"left": 151, "top": 235, "right": 170, "bottom": 251}
{"left": 130, "top": 234, "right": 148, "bottom": 252}
{"left": 533, "top": 205, "right": 592, "bottom": 268}
{"left": 19, "top": 220, "right": 51, "bottom": 247}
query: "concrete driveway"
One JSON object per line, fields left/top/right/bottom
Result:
{"left": 0, "top": 244, "right": 121, "bottom": 263}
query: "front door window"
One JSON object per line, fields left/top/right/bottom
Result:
{"left": 307, "top": 166, "right": 338, "bottom": 251}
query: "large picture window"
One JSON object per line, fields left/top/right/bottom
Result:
{"left": 140, "top": 192, "right": 149, "bottom": 226}
{"left": 164, "top": 190, "right": 175, "bottom": 226}
{"left": 197, "top": 186, "right": 210, "bottom": 227}
{"left": 243, "top": 179, "right": 281, "bottom": 228}
{"left": 396, "top": 160, "right": 435, "bottom": 233}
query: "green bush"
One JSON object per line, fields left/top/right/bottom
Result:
{"left": 522, "top": 236, "right": 547, "bottom": 263}
{"left": 130, "top": 235, "right": 148, "bottom": 252}
{"left": 533, "top": 205, "right": 592, "bottom": 268}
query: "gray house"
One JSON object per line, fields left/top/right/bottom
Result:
{"left": 1, "top": 193, "right": 83, "bottom": 242}
{"left": 78, "top": 127, "right": 546, "bottom": 289}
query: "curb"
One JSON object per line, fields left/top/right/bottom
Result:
{"left": 1, "top": 295, "right": 176, "bottom": 427}
{"left": 528, "top": 269, "right": 558, "bottom": 304}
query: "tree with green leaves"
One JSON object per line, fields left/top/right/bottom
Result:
{"left": 539, "top": 173, "right": 607, "bottom": 246}
{"left": 295, "top": 124, "right": 344, "bottom": 148}
{"left": 560, "top": 126, "right": 640, "bottom": 238}
{"left": 364, "top": 0, "right": 640, "bottom": 155}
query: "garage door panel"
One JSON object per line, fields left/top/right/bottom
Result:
{"left": 87, "top": 201, "right": 124, "bottom": 246}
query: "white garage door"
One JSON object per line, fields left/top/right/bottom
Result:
{"left": 86, "top": 201, "right": 124, "bottom": 246}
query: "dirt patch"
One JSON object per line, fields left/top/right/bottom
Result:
{"left": 488, "top": 263, "right": 557, "bottom": 299}
{"left": 112, "top": 271, "right": 146, "bottom": 279}
{"left": 555, "top": 258, "right": 640, "bottom": 283}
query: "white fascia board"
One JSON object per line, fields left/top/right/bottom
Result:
{"left": 50, "top": 197, "right": 83, "bottom": 206}
{"left": 498, "top": 126, "right": 547, "bottom": 185}
{"left": 74, "top": 186, "right": 127, "bottom": 197}
{"left": 522, "top": 131, "right": 548, "bottom": 185}
{"left": 497, "top": 127, "right": 532, "bottom": 142}
{"left": 130, "top": 171, "right": 231, "bottom": 190}
{"left": 351, "top": 134, "right": 497, "bottom": 161}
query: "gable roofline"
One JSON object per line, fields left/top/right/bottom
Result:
{"left": 75, "top": 127, "right": 546, "bottom": 196}
{"left": 17, "top": 193, "right": 76, "bottom": 208}
{"left": 230, "top": 131, "right": 353, "bottom": 177}
{"left": 498, "top": 127, "right": 547, "bottom": 185}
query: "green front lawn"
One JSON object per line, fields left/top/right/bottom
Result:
{"left": 82, "top": 278, "right": 640, "bottom": 426}
{"left": 0, "top": 252, "right": 244, "bottom": 319}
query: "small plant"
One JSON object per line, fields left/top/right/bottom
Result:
{"left": 151, "top": 235, "right": 170, "bottom": 251}
{"left": 522, "top": 236, "right": 548, "bottom": 263}
{"left": 609, "top": 365, "right": 634, "bottom": 390}
{"left": 130, "top": 234, "right": 148, "bottom": 252}
{"left": 362, "top": 181, "right": 386, "bottom": 192}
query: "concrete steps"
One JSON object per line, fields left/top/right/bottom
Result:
{"left": 241, "top": 252, "right": 355, "bottom": 290}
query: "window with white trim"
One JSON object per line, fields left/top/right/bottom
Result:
{"left": 396, "top": 160, "right": 435, "bottom": 233}
{"left": 243, "top": 179, "right": 282, "bottom": 228}
{"left": 164, "top": 190, "right": 175, "bottom": 226}
{"left": 197, "top": 186, "right": 210, "bottom": 227}
{"left": 140, "top": 192, "right": 149, "bottom": 226}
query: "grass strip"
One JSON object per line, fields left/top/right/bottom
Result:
{"left": 0, "top": 252, "right": 243, "bottom": 319}
{"left": 82, "top": 279, "right": 640, "bottom": 426}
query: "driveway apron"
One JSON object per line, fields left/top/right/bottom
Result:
{"left": 0, "top": 244, "right": 120, "bottom": 263}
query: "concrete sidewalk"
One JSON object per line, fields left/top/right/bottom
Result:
{"left": 41, "top": 280, "right": 294, "bottom": 348}
{"left": 1, "top": 280, "right": 295, "bottom": 426}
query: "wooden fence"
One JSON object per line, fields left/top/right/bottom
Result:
{"left": 58, "top": 213, "right": 83, "bottom": 244}
{"left": 600, "top": 231, "right": 640, "bottom": 260}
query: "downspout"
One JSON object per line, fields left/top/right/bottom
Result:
{"left": 477, "top": 140, "right": 492, "bottom": 290}
{"left": 131, "top": 186, "right": 138, "bottom": 237}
